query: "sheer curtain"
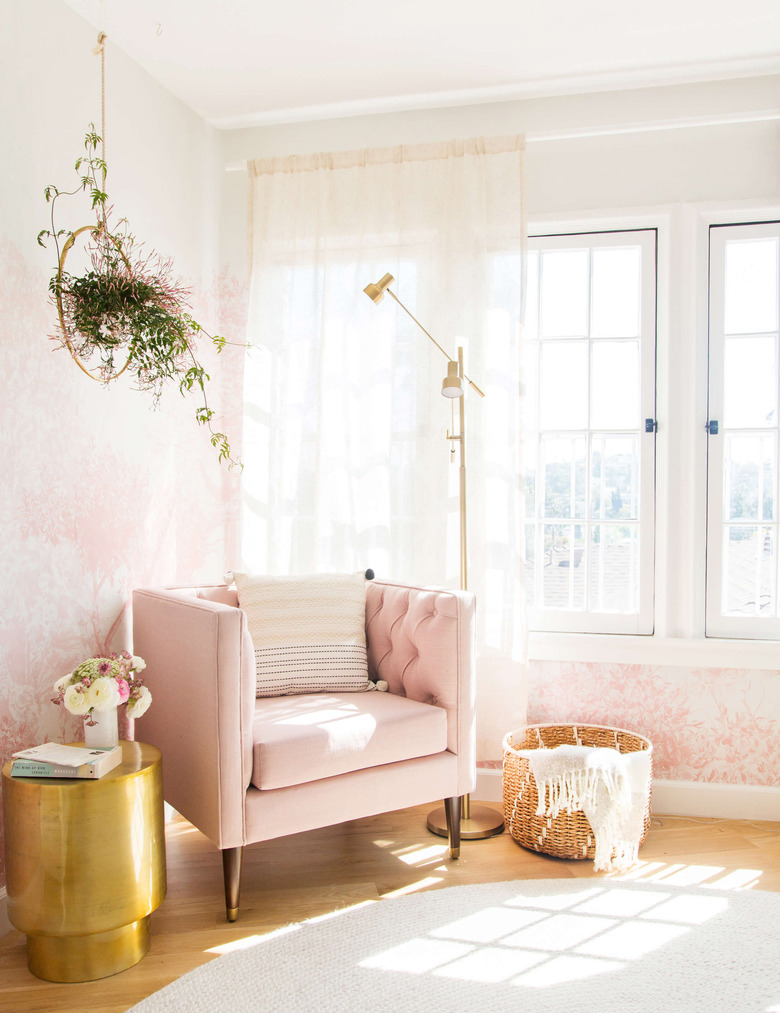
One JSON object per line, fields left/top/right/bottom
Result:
{"left": 242, "top": 136, "right": 526, "bottom": 761}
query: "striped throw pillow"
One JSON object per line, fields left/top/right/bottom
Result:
{"left": 230, "top": 571, "right": 371, "bottom": 697}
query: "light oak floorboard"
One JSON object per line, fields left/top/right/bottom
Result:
{"left": 1, "top": 803, "right": 778, "bottom": 1013}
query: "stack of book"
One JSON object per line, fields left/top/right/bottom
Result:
{"left": 10, "top": 743, "right": 123, "bottom": 779}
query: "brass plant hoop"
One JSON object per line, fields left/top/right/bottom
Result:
{"left": 55, "top": 222, "right": 134, "bottom": 383}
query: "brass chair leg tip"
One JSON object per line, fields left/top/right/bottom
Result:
{"left": 226, "top": 908, "right": 239, "bottom": 922}
{"left": 449, "top": 847, "right": 460, "bottom": 859}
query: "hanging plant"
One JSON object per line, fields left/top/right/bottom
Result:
{"left": 38, "top": 126, "right": 244, "bottom": 469}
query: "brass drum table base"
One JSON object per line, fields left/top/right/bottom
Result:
{"left": 2, "top": 741, "right": 166, "bottom": 982}
{"left": 26, "top": 916, "right": 152, "bottom": 983}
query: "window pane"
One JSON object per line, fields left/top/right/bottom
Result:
{"left": 542, "top": 523, "right": 586, "bottom": 609}
{"left": 542, "top": 437, "right": 587, "bottom": 519}
{"left": 589, "top": 524, "right": 639, "bottom": 613}
{"left": 722, "top": 526, "right": 776, "bottom": 616}
{"left": 708, "top": 222, "right": 780, "bottom": 638}
{"left": 591, "top": 340, "right": 640, "bottom": 429}
{"left": 526, "top": 229, "right": 655, "bottom": 633}
{"left": 724, "top": 434, "right": 776, "bottom": 522}
{"left": 540, "top": 249, "right": 589, "bottom": 337}
{"left": 591, "top": 435, "right": 639, "bottom": 520}
{"left": 724, "top": 238, "right": 778, "bottom": 335}
{"left": 723, "top": 335, "right": 777, "bottom": 429}
{"left": 591, "top": 247, "right": 641, "bottom": 337}
{"left": 539, "top": 341, "right": 588, "bottom": 430}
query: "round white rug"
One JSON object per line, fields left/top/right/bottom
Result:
{"left": 130, "top": 878, "right": 780, "bottom": 1012}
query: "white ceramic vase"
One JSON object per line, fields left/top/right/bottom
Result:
{"left": 84, "top": 705, "right": 120, "bottom": 748}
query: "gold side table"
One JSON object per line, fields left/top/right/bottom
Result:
{"left": 2, "top": 740, "right": 166, "bottom": 982}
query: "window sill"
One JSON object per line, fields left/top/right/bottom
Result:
{"left": 528, "top": 630, "right": 780, "bottom": 670}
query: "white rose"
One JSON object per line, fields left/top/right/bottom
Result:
{"left": 63, "top": 684, "right": 91, "bottom": 716}
{"left": 131, "top": 655, "right": 146, "bottom": 672}
{"left": 54, "top": 673, "right": 73, "bottom": 692}
{"left": 127, "top": 685, "right": 152, "bottom": 719}
{"left": 87, "top": 677, "right": 121, "bottom": 712}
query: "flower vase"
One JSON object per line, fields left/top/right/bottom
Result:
{"left": 84, "top": 706, "right": 120, "bottom": 749}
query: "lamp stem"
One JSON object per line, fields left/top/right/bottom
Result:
{"left": 364, "top": 275, "right": 504, "bottom": 840}
{"left": 386, "top": 289, "right": 451, "bottom": 363}
{"left": 457, "top": 347, "right": 468, "bottom": 592}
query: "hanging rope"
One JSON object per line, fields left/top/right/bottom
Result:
{"left": 92, "top": 31, "right": 107, "bottom": 195}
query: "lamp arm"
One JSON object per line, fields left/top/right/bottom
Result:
{"left": 387, "top": 289, "right": 485, "bottom": 398}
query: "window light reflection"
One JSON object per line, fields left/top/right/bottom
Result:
{"left": 358, "top": 873, "right": 753, "bottom": 991}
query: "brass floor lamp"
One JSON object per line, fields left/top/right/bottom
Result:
{"left": 363, "top": 273, "right": 504, "bottom": 839}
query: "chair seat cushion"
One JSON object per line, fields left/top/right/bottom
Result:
{"left": 251, "top": 691, "right": 449, "bottom": 790}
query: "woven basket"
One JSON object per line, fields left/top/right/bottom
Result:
{"left": 502, "top": 723, "right": 653, "bottom": 861}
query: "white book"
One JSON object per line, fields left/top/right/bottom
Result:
{"left": 11, "top": 743, "right": 123, "bottom": 779}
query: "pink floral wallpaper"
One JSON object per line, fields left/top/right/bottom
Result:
{"left": 525, "top": 660, "right": 780, "bottom": 785}
{"left": 0, "top": 238, "right": 246, "bottom": 887}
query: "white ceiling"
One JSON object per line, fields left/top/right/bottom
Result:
{"left": 61, "top": 0, "right": 780, "bottom": 130}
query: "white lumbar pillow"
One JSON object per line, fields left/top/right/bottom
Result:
{"left": 228, "top": 571, "right": 372, "bottom": 697}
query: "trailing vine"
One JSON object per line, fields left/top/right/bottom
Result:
{"left": 38, "top": 127, "right": 245, "bottom": 469}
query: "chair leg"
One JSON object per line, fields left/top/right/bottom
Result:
{"left": 444, "top": 795, "right": 461, "bottom": 859}
{"left": 222, "top": 846, "right": 243, "bottom": 922}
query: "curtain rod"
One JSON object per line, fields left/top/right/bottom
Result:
{"left": 224, "top": 108, "right": 780, "bottom": 172}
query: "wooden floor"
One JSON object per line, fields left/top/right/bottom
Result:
{"left": 1, "top": 803, "right": 778, "bottom": 1012}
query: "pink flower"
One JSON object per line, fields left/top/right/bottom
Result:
{"left": 97, "top": 660, "right": 112, "bottom": 676}
{"left": 115, "top": 677, "right": 130, "bottom": 703}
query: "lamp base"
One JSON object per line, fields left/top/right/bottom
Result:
{"left": 427, "top": 798, "right": 504, "bottom": 840}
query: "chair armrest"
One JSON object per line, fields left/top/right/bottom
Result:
{"left": 132, "top": 588, "right": 255, "bottom": 849}
{"left": 366, "top": 580, "right": 476, "bottom": 792}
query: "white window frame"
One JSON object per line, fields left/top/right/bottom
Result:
{"left": 527, "top": 203, "right": 780, "bottom": 670}
{"left": 525, "top": 228, "right": 657, "bottom": 635}
{"left": 706, "top": 219, "right": 780, "bottom": 640}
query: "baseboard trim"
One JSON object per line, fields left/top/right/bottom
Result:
{"left": 0, "top": 888, "right": 11, "bottom": 936}
{"left": 475, "top": 768, "right": 780, "bottom": 822}
{"left": 650, "top": 779, "right": 780, "bottom": 821}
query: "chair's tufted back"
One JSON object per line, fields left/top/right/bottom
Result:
{"left": 365, "top": 579, "right": 475, "bottom": 756}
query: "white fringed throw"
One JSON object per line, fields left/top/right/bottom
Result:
{"left": 518, "top": 744, "right": 651, "bottom": 872}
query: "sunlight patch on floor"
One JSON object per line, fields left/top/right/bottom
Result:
{"left": 616, "top": 859, "right": 763, "bottom": 890}
{"left": 359, "top": 879, "right": 732, "bottom": 990}
{"left": 394, "top": 843, "right": 450, "bottom": 866}
{"left": 382, "top": 877, "right": 444, "bottom": 899}
{"left": 207, "top": 923, "right": 301, "bottom": 955}
{"left": 205, "top": 900, "right": 378, "bottom": 955}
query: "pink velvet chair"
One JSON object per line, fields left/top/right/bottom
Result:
{"left": 132, "top": 578, "right": 476, "bottom": 920}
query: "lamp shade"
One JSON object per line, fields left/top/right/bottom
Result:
{"left": 363, "top": 273, "right": 394, "bottom": 304}
{"left": 442, "top": 360, "right": 463, "bottom": 398}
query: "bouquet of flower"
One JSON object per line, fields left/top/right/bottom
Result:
{"left": 52, "top": 652, "right": 152, "bottom": 726}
